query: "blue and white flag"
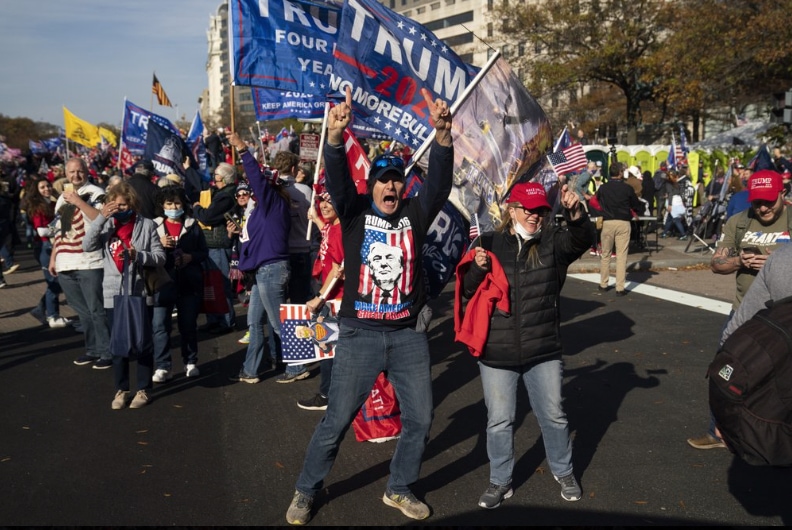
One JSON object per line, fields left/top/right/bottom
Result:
{"left": 144, "top": 120, "right": 192, "bottom": 179}
{"left": 403, "top": 169, "right": 469, "bottom": 299}
{"left": 748, "top": 144, "right": 775, "bottom": 172}
{"left": 122, "top": 99, "right": 180, "bottom": 156}
{"left": 330, "top": 0, "right": 476, "bottom": 149}
{"left": 252, "top": 88, "right": 327, "bottom": 120}
{"left": 42, "top": 137, "right": 64, "bottom": 153}
{"left": 187, "top": 110, "right": 210, "bottom": 183}
{"left": 229, "top": 0, "right": 341, "bottom": 95}
{"left": 29, "top": 140, "right": 47, "bottom": 155}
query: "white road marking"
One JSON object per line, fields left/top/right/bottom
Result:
{"left": 569, "top": 273, "right": 732, "bottom": 315}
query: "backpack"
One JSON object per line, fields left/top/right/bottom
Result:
{"left": 708, "top": 296, "right": 792, "bottom": 466}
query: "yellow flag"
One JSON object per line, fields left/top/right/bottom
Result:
{"left": 98, "top": 127, "right": 117, "bottom": 147}
{"left": 63, "top": 107, "right": 100, "bottom": 148}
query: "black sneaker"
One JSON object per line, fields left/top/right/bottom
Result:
{"left": 555, "top": 473, "right": 582, "bottom": 501}
{"left": 92, "top": 358, "right": 113, "bottom": 370}
{"left": 74, "top": 355, "right": 100, "bottom": 366}
{"left": 478, "top": 482, "right": 513, "bottom": 509}
{"left": 298, "top": 394, "right": 328, "bottom": 411}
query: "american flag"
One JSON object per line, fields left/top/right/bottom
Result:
{"left": 152, "top": 73, "right": 172, "bottom": 107}
{"left": 548, "top": 127, "right": 587, "bottom": 175}
{"left": 548, "top": 143, "right": 587, "bottom": 176}
{"left": 668, "top": 132, "right": 685, "bottom": 170}
{"left": 679, "top": 125, "right": 689, "bottom": 155}
{"left": 280, "top": 303, "right": 338, "bottom": 364}
{"left": 469, "top": 213, "right": 480, "bottom": 241}
{"left": 359, "top": 224, "right": 415, "bottom": 306}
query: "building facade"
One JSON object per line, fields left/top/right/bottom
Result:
{"left": 204, "top": 2, "right": 255, "bottom": 128}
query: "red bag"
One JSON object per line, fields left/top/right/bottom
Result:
{"left": 201, "top": 269, "right": 230, "bottom": 314}
{"left": 352, "top": 372, "right": 402, "bottom": 443}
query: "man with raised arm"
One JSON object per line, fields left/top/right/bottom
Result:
{"left": 286, "top": 87, "right": 453, "bottom": 525}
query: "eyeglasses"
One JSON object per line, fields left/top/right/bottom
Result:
{"left": 372, "top": 154, "right": 405, "bottom": 170}
{"left": 235, "top": 191, "right": 250, "bottom": 198}
{"left": 514, "top": 206, "right": 549, "bottom": 216}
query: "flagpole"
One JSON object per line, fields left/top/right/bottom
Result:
{"left": 256, "top": 121, "right": 265, "bottom": 161}
{"left": 553, "top": 127, "right": 568, "bottom": 153}
{"left": 151, "top": 72, "right": 155, "bottom": 111}
{"left": 118, "top": 97, "right": 128, "bottom": 172}
{"left": 306, "top": 102, "right": 331, "bottom": 241}
{"left": 230, "top": 83, "right": 237, "bottom": 164}
{"left": 406, "top": 50, "right": 502, "bottom": 174}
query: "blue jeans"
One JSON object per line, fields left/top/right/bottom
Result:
{"left": 57, "top": 268, "right": 111, "bottom": 360}
{"left": 663, "top": 215, "right": 686, "bottom": 237}
{"left": 206, "top": 247, "right": 236, "bottom": 329}
{"left": 107, "top": 307, "right": 154, "bottom": 392}
{"left": 152, "top": 292, "right": 201, "bottom": 371}
{"left": 296, "top": 325, "right": 433, "bottom": 497}
{"left": 37, "top": 243, "right": 62, "bottom": 318}
{"left": 242, "top": 260, "right": 290, "bottom": 377}
{"left": 479, "top": 359, "right": 573, "bottom": 485}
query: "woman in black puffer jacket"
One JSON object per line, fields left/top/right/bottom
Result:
{"left": 459, "top": 181, "right": 593, "bottom": 510}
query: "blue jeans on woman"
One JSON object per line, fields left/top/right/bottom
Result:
{"left": 478, "top": 359, "right": 573, "bottom": 486}
{"left": 295, "top": 324, "right": 433, "bottom": 497}
{"left": 36, "top": 242, "right": 62, "bottom": 318}
{"left": 152, "top": 291, "right": 201, "bottom": 371}
{"left": 242, "top": 260, "right": 290, "bottom": 377}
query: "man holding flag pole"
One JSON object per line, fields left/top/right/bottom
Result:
{"left": 286, "top": 86, "right": 453, "bottom": 525}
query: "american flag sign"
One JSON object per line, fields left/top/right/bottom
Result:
{"left": 280, "top": 303, "right": 339, "bottom": 365}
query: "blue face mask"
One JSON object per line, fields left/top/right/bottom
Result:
{"left": 113, "top": 209, "right": 135, "bottom": 221}
{"left": 164, "top": 208, "right": 184, "bottom": 219}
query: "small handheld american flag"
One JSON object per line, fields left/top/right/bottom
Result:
{"left": 469, "top": 213, "right": 480, "bottom": 241}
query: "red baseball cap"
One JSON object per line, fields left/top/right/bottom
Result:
{"left": 507, "top": 182, "right": 551, "bottom": 211}
{"left": 747, "top": 170, "right": 784, "bottom": 202}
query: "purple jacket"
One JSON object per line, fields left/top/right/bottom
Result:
{"left": 237, "top": 151, "right": 290, "bottom": 271}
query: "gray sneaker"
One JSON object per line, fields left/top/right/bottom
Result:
{"left": 286, "top": 490, "right": 313, "bottom": 525}
{"left": 382, "top": 489, "right": 430, "bottom": 520}
{"left": 478, "top": 482, "right": 513, "bottom": 509}
{"left": 555, "top": 473, "right": 582, "bottom": 501}
{"left": 276, "top": 370, "right": 310, "bottom": 384}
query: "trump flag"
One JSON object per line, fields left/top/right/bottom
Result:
{"left": 229, "top": 0, "right": 340, "bottom": 95}
{"left": 330, "top": 0, "right": 476, "bottom": 150}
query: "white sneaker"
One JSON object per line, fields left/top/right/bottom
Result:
{"left": 185, "top": 364, "right": 200, "bottom": 378}
{"left": 152, "top": 368, "right": 172, "bottom": 383}
{"left": 47, "top": 316, "right": 71, "bottom": 328}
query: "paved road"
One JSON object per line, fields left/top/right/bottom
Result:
{"left": 1, "top": 239, "right": 789, "bottom": 526}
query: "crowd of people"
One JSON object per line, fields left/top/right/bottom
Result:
{"left": 2, "top": 111, "right": 792, "bottom": 522}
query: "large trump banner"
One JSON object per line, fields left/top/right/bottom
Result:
{"left": 330, "top": 0, "right": 475, "bottom": 150}
{"left": 230, "top": 0, "right": 340, "bottom": 95}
